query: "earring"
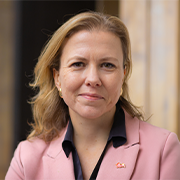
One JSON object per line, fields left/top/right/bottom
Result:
{"left": 59, "top": 88, "right": 63, "bottom": 98}
{"left": 120, "top": 88, "right": 123, "bottom": 96}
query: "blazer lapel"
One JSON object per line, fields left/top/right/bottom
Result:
{"left": 42, "top": 110, "right": 140, "bottom": 180}
{"left": 97, "top": 111, "right": 140, "bottom": 180}
{"left": 43, "top": 127, "right": 75, "bottom": 180}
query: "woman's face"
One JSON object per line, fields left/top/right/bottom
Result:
{"left": 54, "top": 30, "right": 125, "bottom": 120}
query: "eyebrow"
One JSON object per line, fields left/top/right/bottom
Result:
{"left": 99, "top": 57, "right": 119, "bottom": 62}
{"left": 67, "top": 56, "right": 119, "bottom": 62}
{"left": 67, "top": 56, "right": 87, "bottom": 63}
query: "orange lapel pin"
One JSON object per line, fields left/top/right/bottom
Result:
{"left": 116, "top": 162, "right": 126, "bottom": 168}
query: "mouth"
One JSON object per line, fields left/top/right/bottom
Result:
{"left": 79, "top": 93, "right": 104, "bottom": 100}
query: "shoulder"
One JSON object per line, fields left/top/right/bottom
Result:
{"left": 136, "top": 118, "right": 180, "bottom": 156}
{"left": 16, "top": 137, "right": 49, "bottom": 159}
{"left": 122, "top": 111, "right": 180, "bottom": 178}
{"left": 138, "top": 119, "right": 180, "bottom": 178}
{"left": 16, "top": 127, "right": 68, "bottom": 160}
{"left": 5, "top": 137, "right": 50, "bottom": 180}
{"left": 139, "top": 120, "right": 175, "bottom": 142}
{"left": 11, "top": 137, "right": 51, "bottom": 172}
{"left": 139, "top": 120, "right": 170, "bottom": 137}
{"left": 6, "top": 128, "right": 67, "bottom": 180}
{"left": 14, "top": 125, "right": 68, "bottom": 162}
{"left": 124, "top": 109, "right": 179, "bottom": 148}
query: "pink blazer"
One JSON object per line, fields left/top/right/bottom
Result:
{"left": 6, "top": 111, "right": 180, "bottom": 179}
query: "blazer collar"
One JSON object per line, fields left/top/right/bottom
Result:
{"left": 46, "top": 109, "right": 140, "bottom": 158}
{"left": 123, "top": 109, "right": 140, "bottom": 148}
{"left": 45, "top": 109, "right": 140, "bottom": 179}
{"left": 96, "top": 110, "right": 140, "bottom": 180}
{"left": 46, "top": 126, "right": 67, "bottom": 158}
{"left": 43, "top": 125, "right": 75, "bottom": 180}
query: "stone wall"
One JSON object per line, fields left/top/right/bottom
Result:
{"left": 120, "top": 0, "right": 179, "bottom": 135}
{"left": 0, "top": 1, "right": 15, "bottom": 178}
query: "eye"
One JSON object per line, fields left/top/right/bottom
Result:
{"left": 71, "top": 62, "right": 85, "bottom": 68}
{"left": 101, "top": 63, "right": 116, "bottom": 69}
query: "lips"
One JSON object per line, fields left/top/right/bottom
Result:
{"left": 79, "top": 93, "right": 104, "bottom": 100}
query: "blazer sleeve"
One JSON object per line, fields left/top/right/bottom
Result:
{"left": 5, "top": 142, "right": 25, "bottom": 180}
{"left": 160, "top": 132, "right": 180, "bottom": 179}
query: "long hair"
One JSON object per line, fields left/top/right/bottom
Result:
{"left": 28, "top": 11, "right": 144, "bottom": 142}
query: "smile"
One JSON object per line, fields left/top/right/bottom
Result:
{"left": 79, "top": 93, "right": 104, "bottom": 100}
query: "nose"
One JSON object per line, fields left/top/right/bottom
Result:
{"left": 85, "top": 65, "right": 102, "bottom": 87}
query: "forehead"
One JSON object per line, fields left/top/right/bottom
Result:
{"left": 62, "top": 30, "right": 122, "bottom": 51}
{"left": 60, "top": 30, "right": 123, "bottom": 64}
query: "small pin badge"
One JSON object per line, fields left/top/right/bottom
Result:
{"left": 116, "top": 162, "right": 126, "bottom": 168}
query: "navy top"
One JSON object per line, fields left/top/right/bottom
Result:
{"left": 62, "top": 100, "right": 127, "bottom": 180}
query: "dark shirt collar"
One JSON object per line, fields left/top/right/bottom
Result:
{"left": 108, "top": 100, "right": 126, "bottom": 147}
{"left": 62, "top": 119, "right": 75, "bottom": 158}
{"left": 62, "top": 100, "right": 127, "bottom": 157}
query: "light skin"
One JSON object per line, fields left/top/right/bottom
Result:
{"left": 54, "top": 30, "right": 125, "bottom": 179}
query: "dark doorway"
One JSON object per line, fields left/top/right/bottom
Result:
{"left": 14, "top": 1, "right": 95, "bottom": 150}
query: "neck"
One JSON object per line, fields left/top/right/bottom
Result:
{"left": 69, "top": 106, "right": 116, "bottom": 147}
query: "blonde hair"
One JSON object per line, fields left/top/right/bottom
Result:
{"left": 28, "top": 11, "right": 144, "bottom": 142}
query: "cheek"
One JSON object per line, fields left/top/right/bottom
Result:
{"left": 60, "top": 70, "right": 82, "bottom": 94}
{"left": 110, "top": 82, "right": 122, "bottom": 96}
{"left": 105, "top": 74, "right": 123, "bottom": 97}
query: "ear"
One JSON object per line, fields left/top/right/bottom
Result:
{"left": 124, "top": 67, "right": 126, "bottom": 76}
{"left": 122, "top": 66, "right": 126, "bottom": 83}
{"left": 53, "top": 68, "right": 61, "bottom": 89}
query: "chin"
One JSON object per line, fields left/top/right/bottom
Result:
{"left": 69, "top": 104, "right": 114, "bottom": 120}
{"left": 80, "top": 115, "right": 102, "bottom": 120}
{"left": 78, "top": 110, "right": 106, "bottom": 120}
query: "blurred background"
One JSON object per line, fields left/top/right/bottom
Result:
{"left": 0, "top": 0, "right": 179, "bottom": 178}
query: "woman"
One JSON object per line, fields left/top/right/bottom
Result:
{"left": 6, "top": 11, "right": 180, "bottom": 180}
